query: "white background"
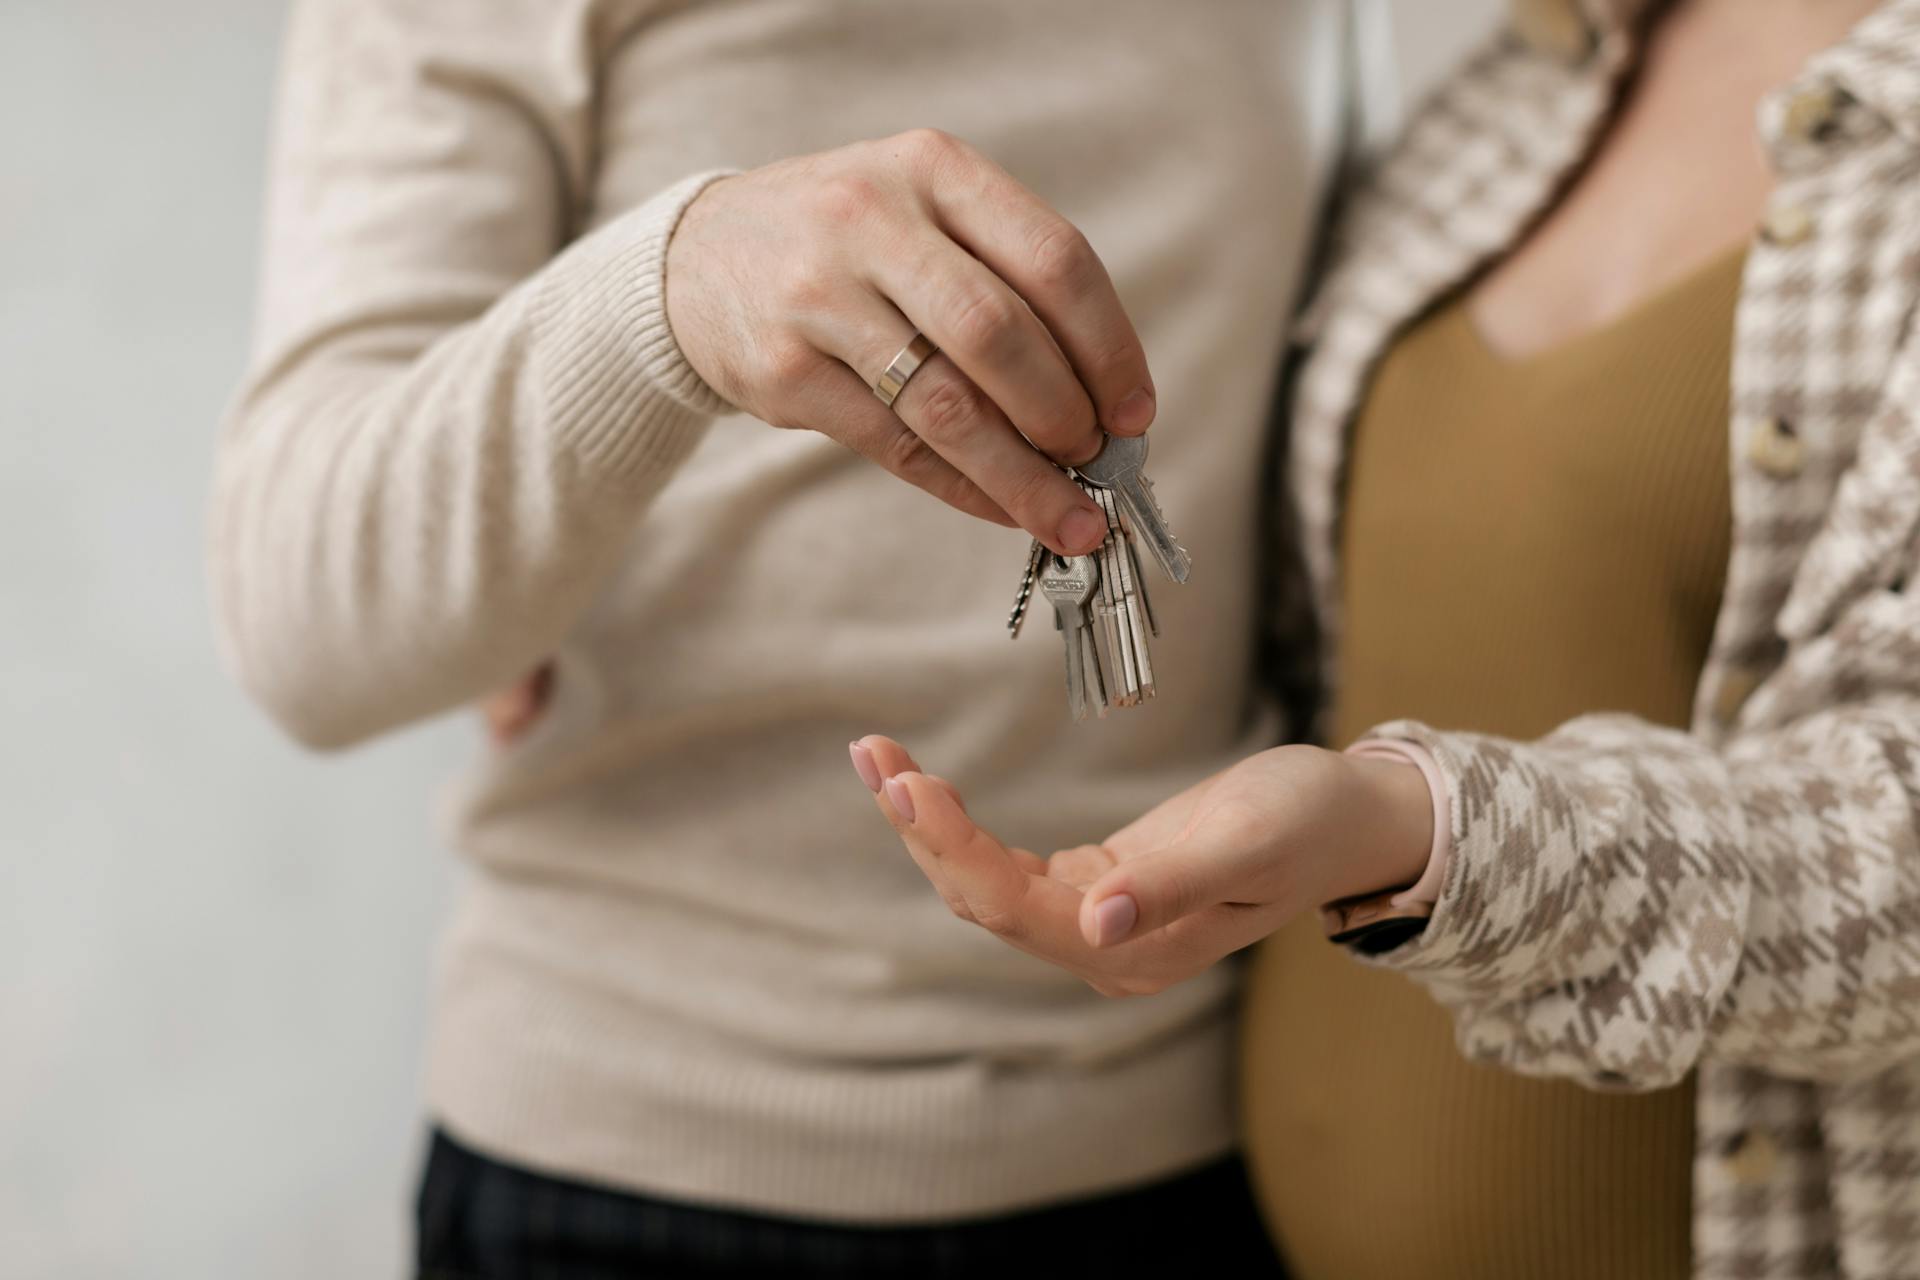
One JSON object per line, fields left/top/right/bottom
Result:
{"left": 0, "top": 3, "right": 1500, "bottom": 1275}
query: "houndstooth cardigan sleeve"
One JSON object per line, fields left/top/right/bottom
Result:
{"left": 1284, "top": 4, "right": 1920, "bottom": 1270}
{"left": 1357, "top": 294, "right": 1920, "bottom": 1094}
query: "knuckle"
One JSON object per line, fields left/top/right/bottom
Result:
{"left": 912, "top": 372, "right": 990, "bottom": 445}
{"left": 879, "top": 428, "right": 939, "bottom": 481}
{"left": 759, "top": 339, "right": 818, "bottom": 395}
{"left": 810, "top": 172, "right": 885, "bottom": 229}
{"left": 945, "top": 288, "right": 1022, "bottom": 358}
{"left": 1027, "top": 220, "right": 1098, "bottom": 293}
{"left": 941, "top": 892, "right": 975, "bottom": 923}
{"left": 898, "top": 126, "right": 961, "bottom": 166}
{"left": 999, "top": 461, "right": 1064, "bottom": 518}
{"left": 776, "top": 259, "right": 834, "bottom": 318}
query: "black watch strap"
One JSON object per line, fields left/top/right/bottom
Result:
{"left": 1322, "top": 893, "right": 1434, "bottom": 956}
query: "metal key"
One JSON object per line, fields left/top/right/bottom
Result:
{"left": 1101, "top": 487, "right": 1153, "bottom": 702}
{"left": 1125, "top": 522, "right": 1159, "bottom": 638}
{"left": 1074, "top": 433, "right": 1192, "bottom": 584}
{"left": 1039, "top": 553, "right": 1104, "bottom": 722}
{"left": 1006, "top": 538, "right": 1045, "bottom": 638}
{"left": 1088, "top": 485, "right": 1141, "bottom": 706}
{"left": 1082, "top": 484, "right": 1136, "bottom": 706}
{"left": 1099, "top": 487, "right": 1155, "bottom": 699}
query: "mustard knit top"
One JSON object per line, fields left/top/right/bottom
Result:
{"left": 1242, "top": 248, "right": 1744, "bottom": 1279}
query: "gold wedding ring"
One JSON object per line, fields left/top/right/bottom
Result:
{"left": 872, "top": 333, "right": 938, "bottom": 408}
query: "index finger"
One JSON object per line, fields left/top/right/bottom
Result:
{"left": 881, "top": 770, "right": 1090, "bottom": 955}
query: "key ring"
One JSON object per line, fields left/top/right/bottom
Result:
{"left": 872, "top": 333, "right": 938, "bottom": 408}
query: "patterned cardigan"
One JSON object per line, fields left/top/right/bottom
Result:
{"left": 1286, "top": 1, "right": 1920, "bottom": 1276}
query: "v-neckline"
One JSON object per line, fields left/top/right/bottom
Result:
{"left": 1462, "top": 243, "right": 1750, "bottom": 369}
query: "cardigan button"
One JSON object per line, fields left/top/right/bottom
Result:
{"left": 1713, "top": 667, "right": 1765, "bottom": 726}
{"left": 1721, "top": 1129, "right": 1780, "bottom": 1185}
{"left": 1746, "top": 417, "right": 1805, "bottom": 478}
{"left": 1782, "top": 85, "right": 1841, "bottom": 143}
{"left": 1761, "top": 202, "right": 1815, "bottom": 247}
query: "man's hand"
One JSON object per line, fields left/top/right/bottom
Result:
{"left": 849, "top": 735, "right": 1433, "bottom": 998}
{"left": 667, "top": 130, "right": 1157, "bottom": 557}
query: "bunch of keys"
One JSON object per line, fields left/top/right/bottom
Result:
{"left": 1006, "top": 434, "right": 1192, "bottom": 721}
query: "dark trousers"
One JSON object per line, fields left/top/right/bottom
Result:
{"left": 417, "top": 1128, "right": 1285, "bottom": 1279}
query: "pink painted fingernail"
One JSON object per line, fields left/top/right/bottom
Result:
{"left": 849, "top": 741, "right": 881, "bottom": 793}
{"left": 1111, "top": 388, "right": 1155, "bottom": 434}
{"left": 1093, "top": 894, "right": 1137, "bottom": 947}
{"left": 1059, "top": 507, "right": 1107, "bottom": 554}
{"left": 885, "top": 776, "right": 917, "bottom": 823}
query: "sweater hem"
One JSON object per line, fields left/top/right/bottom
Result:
{"left": 422, "top": 972, "right": 1239, "bottom": 1223}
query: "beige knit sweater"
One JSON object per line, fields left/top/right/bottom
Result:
{"left": 215, "top": 0, "right": 1338, "bottom": 1221}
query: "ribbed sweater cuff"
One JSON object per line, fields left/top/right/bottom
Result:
{"left": 1344, "top": 718, "right": 1480, "bottom": 969}
{"left": 530, "top": 169, "right": 738, "bottom": 490}
{"left": 1346, "top": 738, "right": 1452, "bottom": 907}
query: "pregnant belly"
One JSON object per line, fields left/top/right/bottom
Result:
{"left": 1238, "top": 917, "right": 1695, "bottom": 1280}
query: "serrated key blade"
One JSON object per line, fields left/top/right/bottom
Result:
{"left": 1124, "top": 525, "right": 1159, "bottom": 637}
{"left": 1073, "top": 432, "right": 1191, "bottom": 585}
{"left": 1118, "top": 474, "right": 1191, "bottom": 584}
{"left": 1007, "top": 538, "right": 1045, "bottom": 638}
{"left": 1100, "top": 489, "right": 1154, "bottom": 699}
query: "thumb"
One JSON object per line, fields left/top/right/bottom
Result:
{"left": 1079, "top": 839, "right": 1243, "bottom": 949}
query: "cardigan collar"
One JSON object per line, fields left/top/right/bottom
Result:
{"left": 1804, "top": 0, "right": 1920, "bottom": 148}
{"left": 1513, "top": 0, "right": 1920, "bottom": 148}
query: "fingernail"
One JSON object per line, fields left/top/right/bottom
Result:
{"left": 849, "top": 741, "right": 881, "bottom": 793}
{"left": 1093, "top": 894, "right": 1138, "bottom": 947}
{"left": 884, "top": 776, "right": 916, "bottom": 823}
{"left": 1059, "top": 507, "right": 1107, "bottom": 554}
{"left": 1111, "top": 388, "right": 1155, "bottom": 435}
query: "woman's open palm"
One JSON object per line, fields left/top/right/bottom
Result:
{"left": 849, "top": 735, "right": 1424, "bottom": 997}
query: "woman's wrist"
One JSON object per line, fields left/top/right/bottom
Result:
{"left": 1327, "top": 753, "right": 1436, "bottom": 904}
